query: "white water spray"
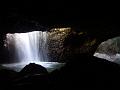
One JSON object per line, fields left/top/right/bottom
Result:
{"left": 3, "top": 30, "right": 65, "bottom": 72}
{"left": 5, "top": 31, "right": 49, "bottom": 63}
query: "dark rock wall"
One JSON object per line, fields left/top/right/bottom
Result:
{"left": 0, "top": 6, "right": 114, "bottom": 64}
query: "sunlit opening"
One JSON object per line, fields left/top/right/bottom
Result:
{"left": 2, "top": 30, "right": 67, "bottom": 72}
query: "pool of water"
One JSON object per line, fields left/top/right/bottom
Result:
{"left": 1, "top": 62, "right": 65, "bottom": 73}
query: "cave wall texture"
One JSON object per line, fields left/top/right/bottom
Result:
{"left": 0, "top": 2, "right": 114, "bottom": 64}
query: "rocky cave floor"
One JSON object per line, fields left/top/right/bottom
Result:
{"left": 1, "top": 54, "right": 120, "bottom": 89}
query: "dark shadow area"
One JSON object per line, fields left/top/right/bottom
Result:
{"left": 1, "top": 2, "right": 119, "bottom": 89}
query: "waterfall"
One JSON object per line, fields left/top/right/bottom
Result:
{"left": 4, "top": 31, "right": 49, "bottom": 63}
{"left": 2, "top": 29, "right": 67, "bottom": 72}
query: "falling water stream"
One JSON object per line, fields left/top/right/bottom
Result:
{"left": 2, "top": 31, "right": 65, "bottom": 72}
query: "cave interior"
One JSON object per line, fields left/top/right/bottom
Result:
{"left": 0, "top": 2, "right": 119, "bottom": 89}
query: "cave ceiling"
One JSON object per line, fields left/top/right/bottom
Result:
{"left": 0, "top": 2, "right": 114, "bottom": 42}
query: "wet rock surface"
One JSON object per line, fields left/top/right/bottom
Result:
{"left": 0, "top": 56, "right": 120, "bottom": 89}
